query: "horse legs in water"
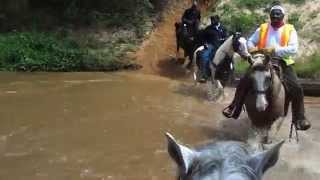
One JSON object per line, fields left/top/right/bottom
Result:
{"left": 192, "top": 57, "right": 200, "bottom": 86}
{"left": 256, "top": 128, "right": 271, "bottom": 150}
{"left": 289, "top": 122, "right": 300, "bottom": 142}
{"left": 207, "top": 63, "right": 224, "bottom": 101}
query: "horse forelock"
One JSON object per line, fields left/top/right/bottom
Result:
{"left": 251, "top": 54, "right": 269, "bottom": 70}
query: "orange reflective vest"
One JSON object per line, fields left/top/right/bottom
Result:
{"left": 258, "top": 23, "right": 295, "bottom": 65}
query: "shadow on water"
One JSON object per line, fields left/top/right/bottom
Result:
{"left": 156, "top": 57, "right": 189, "bottom": 79}
{"left": 173, "top": 82, "right": 209, "bottom": 101}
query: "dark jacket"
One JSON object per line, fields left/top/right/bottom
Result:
{"left": 203, "top": 23, "right": 228, "bottom": 47}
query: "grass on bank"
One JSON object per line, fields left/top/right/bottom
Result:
{"left": 0, "top": 0, "right": 156, "bottom": 72}
{"left": 0, "top": 32, "right": 137, "bottom": 71}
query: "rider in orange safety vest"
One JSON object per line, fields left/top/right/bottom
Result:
{"left": 223, "top": 3, "right": 311, "bottom": 131}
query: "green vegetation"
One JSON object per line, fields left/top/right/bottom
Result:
{"left": 294, "top": 53, "right": 320, "bottom": 79}
{"left": 222, "top": 12, "right": 266, "bottom": 35}
{"left": 234, "top": 54, "right": 320, "bottom": 79}
{"left": 235, "top": 60, "right": 249, "bottom": 75}
{"left": 0, "top": 0, "right": 161, "bottom": 71}
{"left": 235, "top": 0, "right": 270, "bottom": 9}
{"left": 288, "top": 12, "right": 303, "bottom": 30}
{"left": 0, "top": 31, "right": 138, "bottom": 72}
{"left": 285, "top": 0, "right": 306, "bottom": 5}
{"left": 217, "top": 4, "right": 266, "bottom": 35}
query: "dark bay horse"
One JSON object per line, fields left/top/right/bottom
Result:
{"left": 175, "top": 22, "right": 200, "bottom": 69}
{"left": 166, "top": 132, "right": 284, "bottom": 180}
{"left": 244, "top": 53, "right": 286, "bottom": 144}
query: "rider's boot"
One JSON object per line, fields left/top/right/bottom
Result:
{"left": 222, "top": 75, "right": 251, "bottom": 119}
{"left": 293, "top": 118, "right": 311, "bottom": 131}
{"left": 222, "top": 100, "right": 243, "bottom": 119}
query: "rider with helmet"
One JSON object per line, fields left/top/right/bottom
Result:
{"left": 222, "top": 2, "right": 311, "bottom": 131}
{"left": 203, "top": 15, "right": 228, "bottom": 47}
{"left": 181, "top": 1, "right": 201, "bottom": 36}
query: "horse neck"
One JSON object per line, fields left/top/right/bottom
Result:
{"left": 270, "top": 68, "right": 283, "bottom": 98}
{"left": 219, "top": 36, "right": 234, "bottom": 55}
{"left": 213, "top": 36, "right": 233, "bottom": 65}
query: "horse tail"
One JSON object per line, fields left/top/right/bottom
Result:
{"left": 175, "top": 22, "right": 181, "bottom": 52}
{"left": 193, "top": 45, "right": 205, "bottom": 67}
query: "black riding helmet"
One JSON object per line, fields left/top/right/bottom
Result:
{"left": 210, "top": 15, "right": 220, "bottom": 25}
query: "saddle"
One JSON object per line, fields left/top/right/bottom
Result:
{"left": 196, "top": 45, "right": 234, "bottom": 85}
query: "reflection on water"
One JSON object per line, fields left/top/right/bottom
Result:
{"left": 0, "top": 72, "right": 319, "bottom": 180}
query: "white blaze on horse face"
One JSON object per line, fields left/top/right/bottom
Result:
{"left": 253, "top": 71, "right": 269, "bottom": 112}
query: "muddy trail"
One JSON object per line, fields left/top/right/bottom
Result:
{"left": 135, "top": 0, "right": 209, "bottom": 79}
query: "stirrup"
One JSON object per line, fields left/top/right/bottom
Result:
{"left": 222, "top": 106, "right": 234, "bottom": 118}
{"left": 289, "top": 122, "right": 299, "bottom": 142}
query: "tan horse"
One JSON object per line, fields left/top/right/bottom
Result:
{"left": 244, "top": 53, "right": 286, "bottom": 144}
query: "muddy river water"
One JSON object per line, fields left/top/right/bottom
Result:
{"left": 0, "top": 71, "right": 319, "bottom": 180}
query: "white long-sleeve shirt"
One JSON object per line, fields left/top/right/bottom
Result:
{"left": 247, "top": 23, "right": 299, "bottom": 58}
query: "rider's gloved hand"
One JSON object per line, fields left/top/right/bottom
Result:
{"left": 248, "top": 47, "right": 258, "bottom": 53}
{"left": 261, "top": 47, "right": 275, "bottom": 54}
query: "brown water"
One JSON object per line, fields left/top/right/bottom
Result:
{"left": 0, "top": 71, "right": 319, "bottom": 180}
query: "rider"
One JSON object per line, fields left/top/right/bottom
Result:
{"left": 222, "top": 3, "right": 311, "bottom": 131}
{"left": 181, "top": 1, "right": 201, "bottom": 36}
{"left": 195, "top": 15, "right": 229, "bottom": 82}
{"left": 203, "top": 15, "right": 228, "bottom": 47}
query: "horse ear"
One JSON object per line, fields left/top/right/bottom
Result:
{"left": 247, "top": 140, "right": 285, "bottom": 176}
{"left": 165, "top": 132, "right": 196, "bottom": 174}
{"left": 247, "top": 55, "right": 254, "bottom": 66}
{"left": 232, "top": 32, "right": 241, "bottom": 40}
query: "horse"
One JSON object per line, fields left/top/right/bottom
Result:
{"left": 244, "top": 52, "right": 287, "bottom": 144}
{"left": 166, "top": 132, "right": 284, "bottom": 180}
{"left": 175, "top": 22, "right": 199, "bottom": 69}
{"left": 192, "top": 33, "right": 250, "bottom": 101}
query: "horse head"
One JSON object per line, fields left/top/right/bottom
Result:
{"left": 248, "top": 53, "right": 274, "bottom": 112}
{"left": 231, "top": 32, "right": 250, "bottom": 58}
{"left": 166, "top": 132, "right": 284, "bottom": 180}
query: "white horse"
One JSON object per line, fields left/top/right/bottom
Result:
{"left": 193, "top": 33, "right": 250, "bottom": 101}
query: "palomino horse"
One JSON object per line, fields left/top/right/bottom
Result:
{"left": 244, "top": 52, "right": 287, "bottom": 144}
{"left": 166, "top": 132, "right": 284, "bottom": 180}
{"left": 192, "top": 33, "right": 250, "bottom": 101}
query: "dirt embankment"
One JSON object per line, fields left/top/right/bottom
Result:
{"left": 134, "top": 0, "right": 212, "bottom": 79}
{"left": 134, "top": 0, "right": 188, "bottom": 78}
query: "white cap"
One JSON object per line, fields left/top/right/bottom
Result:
{"left": 270, "top": 5, "right": 285, "bottom": 15}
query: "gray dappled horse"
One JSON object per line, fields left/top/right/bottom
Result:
{"left": 166, "top": 133, "right": 284, "bottom": 180}
{"left": 244, "top": 53, "right": 286, "bottom": 144}
{"left": 192, "top": 33, "right": 250, "bottom": 101}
